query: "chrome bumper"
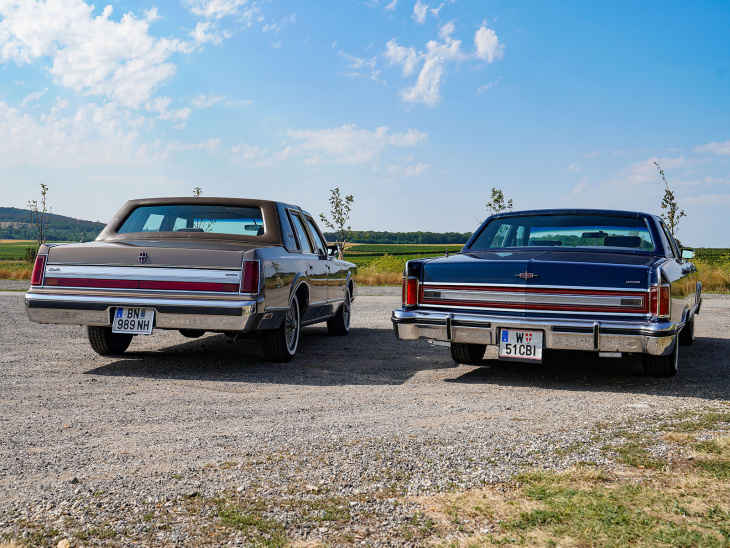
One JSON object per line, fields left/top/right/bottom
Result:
{"left": 392, "top": 308, "right": 678, "bottom": 356}
{"left": 25, "top": 291, "right": 258, "bottom": 332}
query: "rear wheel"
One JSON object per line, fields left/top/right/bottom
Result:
{"left": 449, "top": 342, "right": 486, "bottom": 365}
{"left": 678, "top": 315, "right": 695, "bottom": 346}
{"left": 88, "top": 326, "right": 132, "bottom": 356}
{"left": 261, "top": 297, "right": 300, "bottom": 363}
{"left": 642, "top": 340, "right": 679, "bottom": 377}
{"left": 327, "top": 287, "right": 351, "bottom": 335}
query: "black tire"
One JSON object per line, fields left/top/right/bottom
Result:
{"left": 261, "top": 297, "right": 300, "bottom": 363}
{"left": 678, "top": 315, "right": 695, "bottom": 346}
{"left": 179, "top": 329, "right": 205, "bottom": 338}
{"left": 327, "top": 287, "right": 352, "bottom": 336}
{"left": 88, "top": 326, "right": 132, "bottom": 356}
{"left": 449, "top": 342, "right": 486, "bottom": 365}
{"left": 642, "top": 340, "right": 679, "bottom": 377}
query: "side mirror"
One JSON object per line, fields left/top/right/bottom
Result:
{"left": 327, "top": 244, "right": 341, "bottom": 259}
{"left": 681, "top": 249, "right": 695, "bottom": 260}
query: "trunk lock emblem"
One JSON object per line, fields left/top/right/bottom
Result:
{"left": 516, "top": 271, "right": 538, "bottom": 280}
{"left": 139, "top": 252, "right": 148, "bottom": 263}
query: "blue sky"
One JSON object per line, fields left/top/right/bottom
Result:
{"left": 1, "top": 0, "right": 728, "bottom": 245}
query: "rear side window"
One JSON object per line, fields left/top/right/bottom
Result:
{"left": 468, "top": 214, "right": 655, "bottom": 251}
{"left": 290, "top": 213, "right": 313, "bottom": 253}
{"left": 305, "top": 217, "right": 327, "bottom": 255}
{"left": 118, "top": 205, "right": 265, "bottom": 236}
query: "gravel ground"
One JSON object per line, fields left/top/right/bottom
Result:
{"left": 1, "top": 290, "right": 728, "bottom": 546}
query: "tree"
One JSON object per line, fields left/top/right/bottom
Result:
{"left": 319, "top": 188, "right": 354, "bottom": 259}
{"left": 485, "top": 187, "right": 513, "bottom": 216}
{"left": 193, "top": 187, "right": 202, "bottom": 197}
{"left": 654, "top": 161, "right": 685, "bottom": 238}
{"left": 28, "top": 183, "right": 51, "bottom": 247}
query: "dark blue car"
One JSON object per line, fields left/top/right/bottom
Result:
{"left": 392, "top": 209, "right": 701, "bottom": 377}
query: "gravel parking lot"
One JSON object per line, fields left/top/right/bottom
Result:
{"left": 1, "top": 284, "right": 729, "bottom": 546}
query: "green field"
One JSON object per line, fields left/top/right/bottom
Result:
{"left": 345, "top": 243, "right": 463, "bottom": 269}
{"left": 0, "top": 241, "right": 39, "bottom": 261}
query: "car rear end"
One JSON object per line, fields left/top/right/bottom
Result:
{"left": 392, "top": 209, "right": 695, "bottom": 375}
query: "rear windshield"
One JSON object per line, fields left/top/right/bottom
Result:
{"left": 117, "top": 205, "right": 265, "bottom": 237}
{"left": 468, "top": 214, "right": 655, "bottom": 252}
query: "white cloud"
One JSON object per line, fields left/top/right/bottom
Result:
{"left": 262, "top": 14, "right": 296, "bottom": 34}
{"left": 385, "top": 20, "right": 503, "bottom": 106}
{"left": 0, "top": 1, "right": 190, "bottom": 109}
{"left": 191, "top": 21, "right": 230, "bottom": 45}
{"left": 474, "top": 22, "right": 505, "bottom": 62}
{"left": 476, "top": 78, "right": 499, "bottom": 95}
{"left": 338, "top": 50, "right": 383, "bottom": 83}
{"left": 191, "top": 94, "right": 253, "bottom": 109}
{"left": 385, "top": 0, "right": 398, "bottom": 11}
{"left": 286, "top": 124, "right": 427, "bottom": 165}
{"left": 184, "top": 0, "right": 261, "bottom": 22}
{"left": 21, "top": 88, "right": 48, "bottom": 106}
{"left": 566, "top": 162, "right": 580, "bottom": 172}
{"left": 695, "top": 140, "right": 730, "bottom": 155}
{"left": 387, "top": 163, "right": 428, "bottom": 177}
{"left": 413, "top": 0, "right": 428, "bottom": 23}
{"left": 145, "top": 97, "right": 191, "bottom": 122}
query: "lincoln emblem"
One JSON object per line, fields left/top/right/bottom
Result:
{"left": 516, "top": 271, "right": 538, "bottom": 280}
{"left": 138, "top": 252, "right": 148, "bottom": 263}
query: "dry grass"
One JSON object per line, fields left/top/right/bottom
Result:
{"left": 0, "top": 266, "right": 31, "bottom": 281}
{"left": 696, "top": 260, "right": 730, "bottom": 293}
{"left": 354, "top": 270, "right": 402, "bottom": 286}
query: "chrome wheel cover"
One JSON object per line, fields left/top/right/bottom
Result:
{"left": 285, "top": 300, "right": 299, "bottom": 353}
{"left": 343, "top": 290, "right": 351, "bottom": 330}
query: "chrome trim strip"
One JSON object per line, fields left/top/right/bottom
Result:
{"left": 48, "top": 262, "right": 241, "bottom": 270}
{"left": 418, "top": 302, "right": 649, "bottom": 317}
{"left": 43, "top": 265, "right": 241, "bottom": 284}
{"left": 26, "top": 292, "right": 256, "bottom": 310}
{"left": 29, "top": 287, "right": 251, "bottom": 300}
{"left": 422, "top": 289, "right": 644, "bottom": 308}
{"left": 421, "top": 282, "right": 648, "bottom": 293}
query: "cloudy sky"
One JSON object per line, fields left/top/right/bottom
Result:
{"left": 1, "top": 0, "right": 728, "bottom": 245}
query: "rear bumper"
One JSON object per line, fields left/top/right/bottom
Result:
{"left": 391, "top": 308, "right": 678, "bottom": 356}
{"left": 25, "top": 291, "right": 258, "bottom": 332}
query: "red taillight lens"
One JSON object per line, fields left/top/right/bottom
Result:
{"left": 650, "top": 285, "right": 671, "bottom": 318}
{"left": 30, "top": 254, "right": 46, "bottom": 286}
{"left": 402, "top": 276, "right": 418, "bottom": 307}
{"left": 240, "top": 260, "right": 260, "bottom": 293}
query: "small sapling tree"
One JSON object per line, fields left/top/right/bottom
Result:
{"left": 28, "top": 183, "right": 51, "bottom": 247}
{"left": 485, "top": 187, "right": 513, "bottom": 216}
{"left": 193, "top": 187, "right": 202, "bottom": 197}
{"left": 654, "top": 161, "right": 685, "bottom": 240}
{"left": 319, "top": 188, "right": 354, "bottom": 259}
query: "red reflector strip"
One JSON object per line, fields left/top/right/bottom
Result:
{"left": 43, "top": 278, "right": 239, "bottom": 293}
{"left": 30, "top": 254, "right": 46, "bottom": 286}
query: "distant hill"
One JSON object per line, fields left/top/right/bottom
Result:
{"left": 0, "top": 207, "right": 105, "bottom": 242}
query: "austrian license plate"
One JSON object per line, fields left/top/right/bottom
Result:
{"left": 499, "top": 329, "right": 543, "bottom": 361}
{"left": 112, "top": 308, "right": 154, "bottom": 335}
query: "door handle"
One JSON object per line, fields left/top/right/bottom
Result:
{"left": 308, "top": 264, "right": 314, "bottom": 270}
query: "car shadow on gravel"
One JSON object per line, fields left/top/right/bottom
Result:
{"left": 84, "top": 326, "right": 458, "bottom": 385}
{"left": 446, "top": 335, "right": 730, "bottom": 401}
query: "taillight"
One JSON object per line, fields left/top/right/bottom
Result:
{"left": 402, "top": 276, "right": 419, "bottom": 307}
{"left": 240, "top": 260, "right": 260, "bottom": 293}
{"left": 650, "top": 284, "right": 671, "bottom": 319}
{"left": 30, "top": 254, "right": 46, "bottom": 286}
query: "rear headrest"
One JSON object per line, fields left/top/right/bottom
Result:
{"left": 603, "top": 236, "right": 642, "bottom": 248}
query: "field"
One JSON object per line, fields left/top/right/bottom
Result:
{"left": 2, "top": 241, "right": 729, "bottom": 291}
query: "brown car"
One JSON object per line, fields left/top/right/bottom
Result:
{"left": 25, "top": 197, "right": 357, "bottom": 362}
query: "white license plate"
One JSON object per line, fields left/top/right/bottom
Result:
{"left": 499, "top": 329, "right": 543, "bottom": 361}
{"left": 112, "top": 308, "right": 154, "bottom": 335}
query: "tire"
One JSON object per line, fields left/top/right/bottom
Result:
{"left": 179, "top": 329, "right": 205, "bottom": 338}
{"left": 87, "top": 326, "right": 133, "bottom": 356}
{"left": 678, "top": 315, "right": 695, "bottom": 346}
{"left": 327, "top": 287, "right": 352, "bottom": 336}
{"left": 261, "top": 297, "right": 300, "bottom": 363}
{"left": 449, "top": 342, "right": 486, "bottom": 365}
{"left": 642, "top": 339, "right": 679, "bottom": 377}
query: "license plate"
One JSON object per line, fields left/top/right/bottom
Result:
{"left": 112, "top": 308, "right": 154, "bottom": 335}
{"left": 499, "top": 329, "right": 543, "bottom": 361}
